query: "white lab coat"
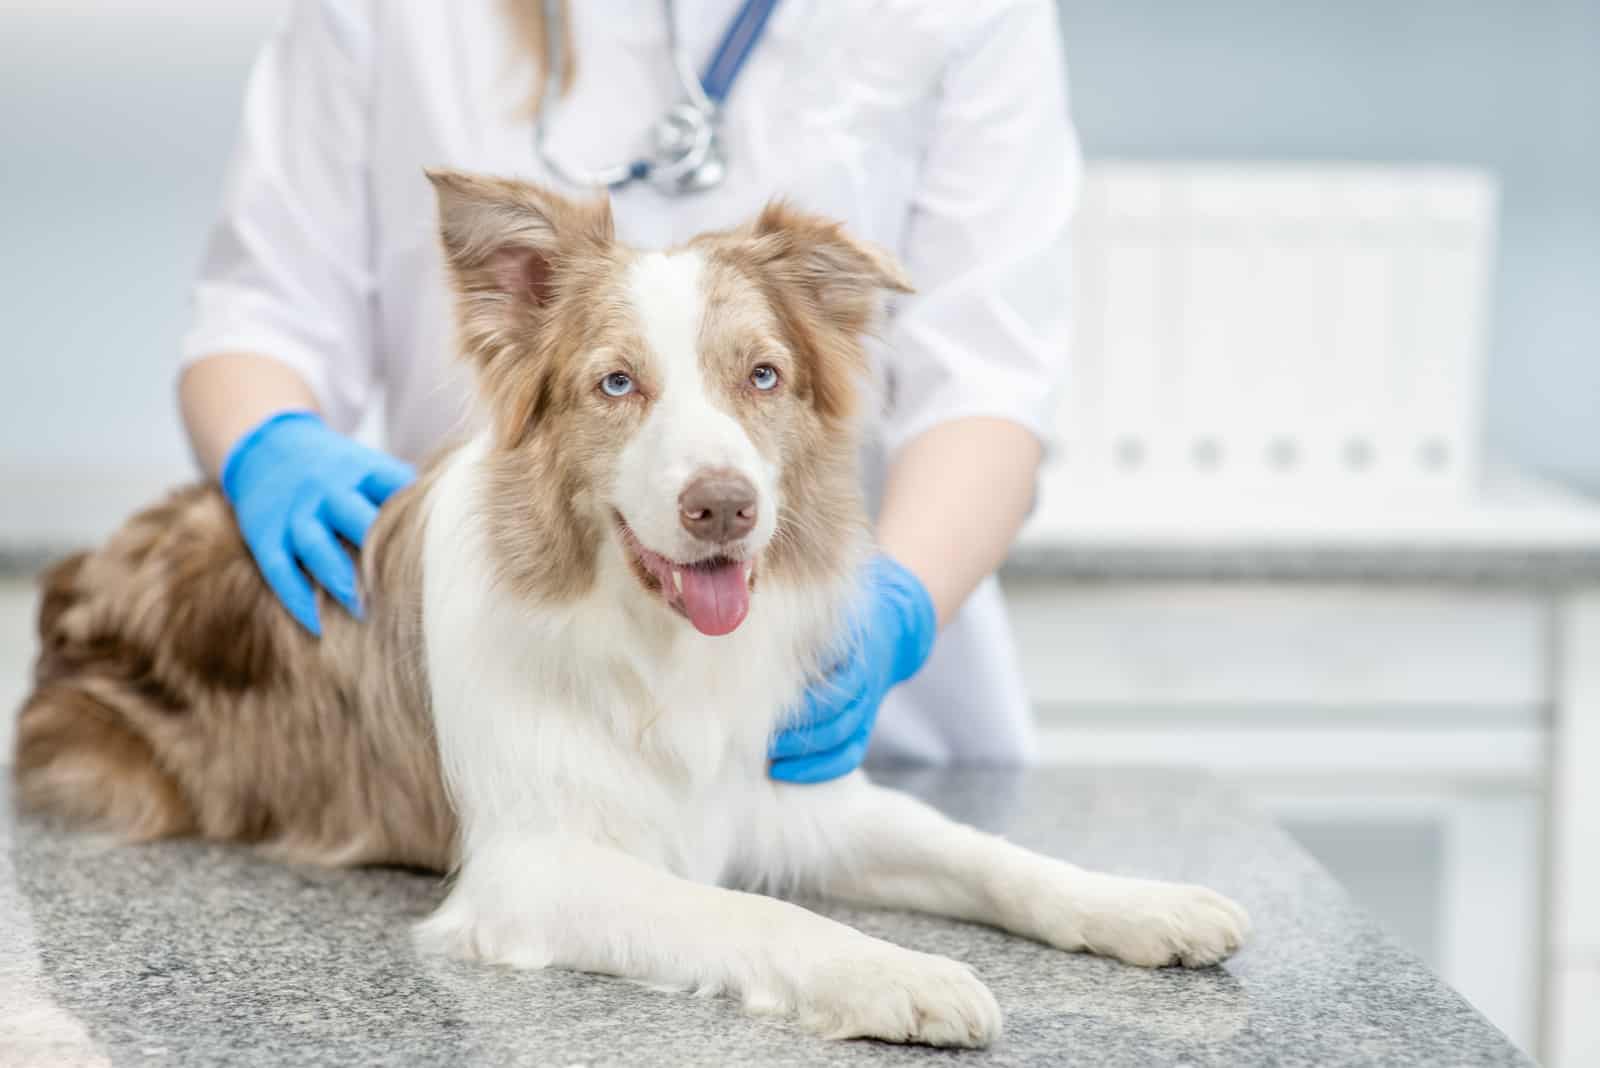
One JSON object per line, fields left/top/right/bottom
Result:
{"left": 181, "top": 0, "right": 1081, "bottom": 765}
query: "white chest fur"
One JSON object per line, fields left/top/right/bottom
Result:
{"left": 420, "top": 436, "right": 854, "bottom": 885}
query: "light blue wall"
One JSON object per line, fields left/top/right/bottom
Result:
{"left": 0, "top": 8, "right": 279, "bottom": 542}
{"left": 1, "top": 10, "right": 278, "bottom": 476}
{"left": 1057, "top": 0, "right": 1600, "bottom": 492}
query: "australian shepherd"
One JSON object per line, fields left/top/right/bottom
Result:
{"left": 13, "top": 171, "right": 1247, "bottom": 1048}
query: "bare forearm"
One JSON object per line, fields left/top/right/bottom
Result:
{"left": 875, "top": 417, "right": 1041, "bottom": 626}
{"left": 178, "top": 353, "right": 321, "bottom": 480}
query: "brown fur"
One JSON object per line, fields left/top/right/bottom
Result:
{"left": 694, "top": 205, "right": 912, "bottom": 586}
{"left": 428, "top": 172, "right": 908, "bottom": 604}
{"left": 15, "top": 477, "right": 455, "bottom": 870}
{"left": 501, "top": 0, "right": 575, "bottom": 115}
{"left": 12, "top": 173, "right": 909, "bottom": 874}
{"left": 426, "top": 171, "right": 635, "bottom": 604}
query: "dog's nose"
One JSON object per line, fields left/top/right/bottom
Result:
{"left": 679, "top": 469, "right": 757, "bottom": 544}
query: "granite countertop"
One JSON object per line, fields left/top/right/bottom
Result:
{"left": 0, "top": 767, "right": 1529, "bottom": 1067}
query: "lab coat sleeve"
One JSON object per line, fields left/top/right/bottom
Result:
{"left": 179, "top": 0, "right": 378, "bottom": 434}
{"left": 879, "top": 0, "right": 1081, "bottom": 455}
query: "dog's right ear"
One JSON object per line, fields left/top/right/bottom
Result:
{"left": 425, "top": 169, "right": 613, "bottom": 361}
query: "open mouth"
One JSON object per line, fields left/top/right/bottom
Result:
{"left": 614, "top": 514, "right": 756, "bottom": 637}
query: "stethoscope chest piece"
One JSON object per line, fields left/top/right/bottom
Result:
{"left": 536, "top": 0, "right": 776, "bottom": 196}
{"left": 648, "top": 103, "right": 727, "bottom": 195}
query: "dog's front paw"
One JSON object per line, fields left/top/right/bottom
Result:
{"left": 1063, "top": 875, "right": 1250, "bottom": 968}
{"left": 413, "top": 893, "right": 555, "bottom": 970}
{"left": 780, "top": 946, "right": 1001, "bottom": 1048}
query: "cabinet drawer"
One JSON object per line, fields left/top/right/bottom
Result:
{"left": 1004, "top": 582, "right": 1547, "bottom": 715}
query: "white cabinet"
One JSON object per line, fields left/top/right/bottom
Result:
{"left": 1271, "top": 789, "right": 1542, "bottom": 1048}
{"left": 1002, "top": 567, "right": 1600, "bottom": 1062}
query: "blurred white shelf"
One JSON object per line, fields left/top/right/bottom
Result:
{"left": 1011, "top": 463, "right": 1600, "bottom": 588}
{"left": 1023, "top": 463, "right": 1600, "bottom": 548}
{"left": 1060, "top": 162, "right": 1496, "bottom": 502}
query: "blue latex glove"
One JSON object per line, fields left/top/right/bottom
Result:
{"left": 768, "top": 554, "right": 937, "bottom": 783}
{"left": 221, "top": 410, "right": 415, "bottom": 636}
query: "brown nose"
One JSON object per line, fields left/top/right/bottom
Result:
{"left": 679, "top": 469, "right": 758, "bottom": 544}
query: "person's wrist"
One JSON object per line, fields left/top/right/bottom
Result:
{"left": 219, "top": 409, "right": 323, "bottom": 504}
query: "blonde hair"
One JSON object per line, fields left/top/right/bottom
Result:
{"left": 503, "top": 0, "right": 576, "bottom": 114}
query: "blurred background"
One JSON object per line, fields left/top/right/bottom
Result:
{"left": 1, "top": 1, "right": 1597, "bottom": 1063}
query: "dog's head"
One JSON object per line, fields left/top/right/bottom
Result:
{"left": 428, "top": 171, "right": 910, "bottom": 636}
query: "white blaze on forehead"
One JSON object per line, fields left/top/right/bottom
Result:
{"left": 615, "top": 250, "right": 780, "bottom": 562}
{"left": 628, "top": 251, "right": 705, "bottom": 396}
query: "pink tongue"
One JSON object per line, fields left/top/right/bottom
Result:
{"left": 678, "top": 562, "right": 750, "bottom": 636}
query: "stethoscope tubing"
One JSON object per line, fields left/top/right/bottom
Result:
{"left": 534, "top": 0, "right": 780, "bottom": 194}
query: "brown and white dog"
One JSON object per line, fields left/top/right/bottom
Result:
{"left": 13, "top": 172, "right": 1247, "bottom": 1048}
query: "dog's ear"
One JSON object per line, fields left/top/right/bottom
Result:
{"left": 736, "top": 201, "right": 913, "bottom": 419}
{"left": 425, "top": 169, "right": 613, "bottom": 357}
{"left": 746, "top": 200, "right": 913, "bottom": 330}
{"left": 426, "top": 170, "right": 613, "bottom": 444}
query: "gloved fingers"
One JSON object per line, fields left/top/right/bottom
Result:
{"left": 320, "top": 490, "right": 381, "bottom": 548}
{"left": 769, "top": 690, "right": 868, "bottom": 759}
{"left": 256, "top": 544, "right": 323, "bottom": 637}
{"left": 357, "top": 456, "right": 417, "bottom": 505}
{"left": 769, "top": 733, "right": 870, "bottom": 784}
{"left": 290, "top": 513, "right": 362, "bottom": 620}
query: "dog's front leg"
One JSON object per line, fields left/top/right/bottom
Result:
{"left": 414, "top": 831, "right": 1002, "bottom": 1047}
{"left": 801, "top": 780, "right": 1250, "bottom": 968}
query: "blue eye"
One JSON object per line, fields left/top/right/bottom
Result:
{"left": 751, "top": 364, "right": 779, "bottom": 391}
{"left": 600, "top": 371, "right": 635, "bottom": 397}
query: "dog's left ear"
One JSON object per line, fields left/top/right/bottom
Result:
{"left": 425, "top": 169, "right": 614, "bottom": 367}
{"left": 745, "top": 201, "right": 913, "bottom": 331}
{"left": 736, "top": 201, "right": 913, "bottom": 419}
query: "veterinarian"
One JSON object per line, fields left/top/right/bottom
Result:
{"left": 177, "top": 1, "right": 1080, "bottom": 780}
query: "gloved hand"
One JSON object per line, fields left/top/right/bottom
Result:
{"left": 768, "top": 554, "right": 937, "bottom": 784}
{"left": 221, "top": 410, "right": 415, "bottom": 636}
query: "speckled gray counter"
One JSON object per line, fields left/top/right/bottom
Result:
{"left": 1, "top": 768, "right": 1528, "bottom": 1067}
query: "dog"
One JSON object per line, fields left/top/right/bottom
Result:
{"left": 13, "top": 171, "right": 1248, "bottom": 1048}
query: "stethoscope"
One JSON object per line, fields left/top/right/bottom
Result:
{"left": 534, "top": 0, "right": 781, "bottom": 196}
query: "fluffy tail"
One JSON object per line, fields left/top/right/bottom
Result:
{"left": 13, "top": 552, "right": 195, "bottom": 841}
